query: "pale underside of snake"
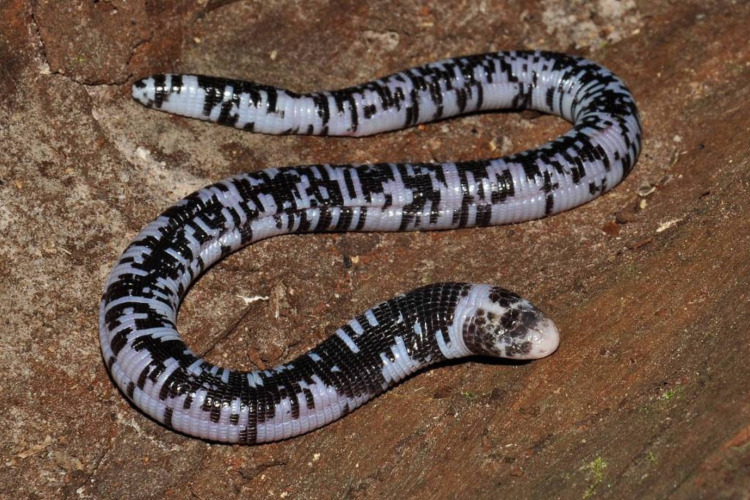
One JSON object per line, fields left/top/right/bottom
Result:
{"left": 100, "top": 50, "right": 641, "bottom": 443}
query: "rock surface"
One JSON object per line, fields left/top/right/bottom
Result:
{"left": 1, "top": 0, "right": 748, "bottom": 498}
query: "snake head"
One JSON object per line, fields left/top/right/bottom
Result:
{"left": 462, "top": 286, "right": 559, "bottom": 360}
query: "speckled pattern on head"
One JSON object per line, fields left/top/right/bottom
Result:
{"left": 102, "top": 50, "right": 641, "bottom": 443}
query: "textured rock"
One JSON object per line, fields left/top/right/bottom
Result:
{"left": 1, "top": 0, "right": 748, "bottom": 498}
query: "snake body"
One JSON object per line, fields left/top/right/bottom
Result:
{"left": 101, "top": 51, "right": 641, "bottom": 443}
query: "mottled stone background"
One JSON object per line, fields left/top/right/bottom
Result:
{"left": 1, "top": 0, "right": 748, "bottom": 498}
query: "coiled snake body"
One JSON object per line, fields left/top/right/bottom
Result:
{"left": 100, "top": 51, "right": 641, "bottom": 443}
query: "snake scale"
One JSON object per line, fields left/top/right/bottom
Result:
{"left": 100, "top": 50, "right": 641, "bottom": 443}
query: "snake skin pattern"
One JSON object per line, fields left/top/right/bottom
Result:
{"left": 101, "top": 51, "right": 641, "bottom": 443}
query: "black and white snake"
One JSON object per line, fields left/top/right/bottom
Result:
{"left": 100, "top": 51, "right": 641, "bottom": 443}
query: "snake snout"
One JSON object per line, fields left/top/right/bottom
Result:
{"left": 492, "top": 307, "right": 560, "bottom": 361}
{"left": 522, "top": 316, "right": 560, "bottom": 359}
